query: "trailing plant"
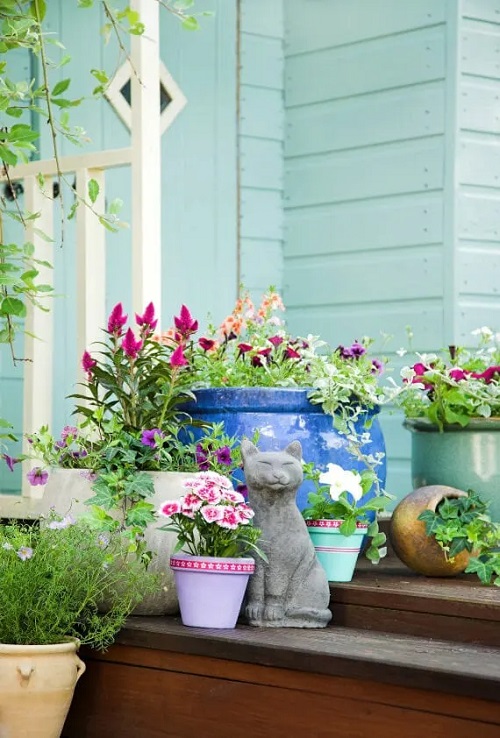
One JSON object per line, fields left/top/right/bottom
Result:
{"left": 302, "top": 462, "right": 390, "bottom": 564}
{"left": 0, "top": 514, "right": 156, "bottom": 648}
{"left": 395, "top": 327, "right": 500, "bottom": 430}
{"left": 158, "top": 471, "right": 264, "bottom": 559}
{"left": 418, "top": 489, "right": 500, "bottom": 585}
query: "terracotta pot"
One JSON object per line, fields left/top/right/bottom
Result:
{"left": 39, "top": 469, "right": 195, "bottom": 615}
{"left": 0, "top": 640, "right": 85, "bottom": 738}
{"left": 389, "top": 485, "right": 471, "bottom": 576}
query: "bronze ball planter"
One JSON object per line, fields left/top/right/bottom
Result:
{"left": 389, "top": 485, "right": 471, "bottom": 577}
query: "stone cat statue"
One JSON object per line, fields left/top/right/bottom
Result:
{"left": 241, "top": 439, "right": 332, "bottom": 628}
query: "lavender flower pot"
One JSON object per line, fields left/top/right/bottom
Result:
{"left": 170, "top": 553, "right": 255, "bottom": 628}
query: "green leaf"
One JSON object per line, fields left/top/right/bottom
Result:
{"left": 30, "top": 0, "right": 46, "bottom": 20}
{"left": 448, "top": 536, "right": 468, "bottom": 559}
{"left": 88, "top": 178, "right": 100, "bottom": 204}
{"left": 0, "top": 144, "right": 17, "bottom": 166}
{"left": 51, "top": 78, "right": 71, "bottom": 97}
{"left": 0, "top": 296, "right": 26, "bottom": 317}
{"left": 6, "top": 107, "right": 23, "bottom": 118}
{"left": 182, "top": 15, "right": 200, "bottom": 31}
{"left": 108, "top": 197, "right": 123, "bottom": 215}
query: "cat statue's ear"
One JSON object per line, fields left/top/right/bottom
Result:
{"left": 285, "top": 440, "right": 302, "bottom": 460}
{"left": 241, "top": 439, "right": 259, "bottom": 461}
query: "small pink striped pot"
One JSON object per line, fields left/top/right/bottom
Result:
{"left": 170, "top": 553, "right": 255, "bottom": 628}
{"left": 306, "top": 519, "right": 368, "bottom": 582}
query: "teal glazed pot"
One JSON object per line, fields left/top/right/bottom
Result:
{"left": 306, "top": 519, "right": 367, "bottom": 582}
{"left": 181, "top": 387, "right": 386, "bottom": 511}
{"left": 406, "top": 418, "right": 500, "bottom": 522}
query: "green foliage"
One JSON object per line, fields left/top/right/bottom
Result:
{"left": 302, "top": 463, "right": 391, "bottom": 564}
{"left": 0, "top": 517, "right": 156, "bottom": 648}
{"left": 418, "top": 489, "right": 500, "bottom": 585}
{"left": 395, "top": 328, "right": 500, "bottom": 430}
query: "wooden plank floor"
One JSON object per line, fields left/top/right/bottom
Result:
{"left": 332, "top": 559, "right": 500, "bottom": 646}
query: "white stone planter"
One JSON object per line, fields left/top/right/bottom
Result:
{"left": 39, "top": 468, "right": 194, "bottom": 615}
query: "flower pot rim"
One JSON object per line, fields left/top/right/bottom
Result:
{"left": 305, "top": 519, "right": 368, "bottom": 530}
{"left": 170, "top": 552, "right": 255, "bottom": 574}
{"left": 404, "top": 417, "right": 500, "bottom": 433}
{"left": 0, "top": 638, "right": 79, "bottom": 654}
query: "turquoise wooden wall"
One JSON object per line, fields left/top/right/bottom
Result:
{"left": 239, "top": 0, "right": 284, "bottom": 298}
{"left": 283, "top": 0, "right": 449, "bottom": 503}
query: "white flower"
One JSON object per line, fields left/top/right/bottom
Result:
{"left": 400, "top": 366, "right": 415, "bottom": 381}
{"left": 396, "top": 348, "right": 407, "bottom": 357}
{"left": 472, "top": 326, "right": 493, "bottom": 339}
{"left": 319, "top": 463, "right": 363, "bottom": 502}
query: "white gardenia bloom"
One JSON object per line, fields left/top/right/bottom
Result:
{"left": 319, "top": 464, "right": 363, "bottom": 502}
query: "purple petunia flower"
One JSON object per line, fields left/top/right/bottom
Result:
{"left": 371, "top": 359, "right": 384, "bottom": 375}
{"left": 337, "top": 345, "right": 354, "bottom": 359}
{"left": 107, "top": 302, "right": 128, "bottom": 336}
{"left": 26, "top": 467, "right": 49, "bottom": 486}
{"left": 215, "top": 446, "right": 232, "bottom": 466}
{"left": 135, "top": 302, "right": 158, "bottom": 334}
{"left": 350, "top": 342, "right": 366, "bottom": 358}
{"left": 195, "top": 443, "right": 210, "bottom": 471}
{"left": 236, "top": 483, "right": 249, "bottom": 501}
{"left": 17, "top": 546, "right": 33, "bottom": 561}
{"left": 199, "top": 337, "right": 216, "bottom": 352}
{"left": 141, "top": 428, "right": 164, "bottom": 448}
{"left": 3, "top": 454, "right": 18, "bottom": 472}
{"left": 121, "top": 328, "right": 143, "bottom": 360}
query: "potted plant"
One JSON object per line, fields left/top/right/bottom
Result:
{"left": 302, "top": 462, "right": 390, "bottom": 582}
{"left": 395, "top": 327, "right": 500, "bottom": 521}
{"left": 19, "top": 301, "right": 241, "bottom": 615}
{"left": 390, "top": 485, "right": 500, "bottom": 580}
{"left": 0, "top": 514, "right": 153, "bottom": 738}
{"left": 158, "top": 288, "right": 389, "bottom": 510}
{"left": 158, "top": 470, "right": 264, "bottom": 628}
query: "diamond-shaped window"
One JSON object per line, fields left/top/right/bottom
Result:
{"left": 105, "top": 61, "right": 186, "bottom": 134}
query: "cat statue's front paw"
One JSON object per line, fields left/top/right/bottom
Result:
{"left": 263, "top": 602, "right": 285, "bottom": 621}
{"left": 245, "top": 602, "right": 263, "bottom": 622}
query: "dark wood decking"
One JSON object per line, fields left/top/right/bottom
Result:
{"left": 64, "top": 561, "right": 500, "bottom": 738}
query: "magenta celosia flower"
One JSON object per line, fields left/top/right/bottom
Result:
{"left": 141, "top": 428, "right": 164, "bottom": 448}
{"left": 170, "top": 344, "right": 188, "bottom": 367}
{"left": 81, "top": 350, "right": 97, "bottom": 378}
{"left": 159, "top": 500, "right": 182, "bottom": 517}
{"left": 199, "top": 337, "right": 216, "bottom": 352}
{"left": 215, "top": 446, "right": 232, "bottom": 466}
{"left": 173, "top": 305, "right": 198, "bottom": 338}
{"left": 121, "top": 328, "right": 143, "bottom": 359}
{"left": 27, "top": 467, "right": 48, "bottom": 486}
{"left": 135, "top": 302, "right": 158, "bottom": 334}
{"left": 107, "top": 302, "right": 128, "bottom": 335}
{"left": 268, "top": 335, "right": 284, "bottom": 347}
{"left": 3, "top": 454, "right": 18, "bottom": 472}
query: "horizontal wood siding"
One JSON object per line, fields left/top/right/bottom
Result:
{"left": 458, "top": 6, "right": 500, "bottom": 337}
{"left": 284, "top": 0, "right": 449, "bottom": 503}
{"left": 239, "top": 0, "right": 284, "bottom": 298}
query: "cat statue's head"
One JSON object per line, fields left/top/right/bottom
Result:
{"left": 240, "top": 440, "right": 303, "bottom": 496}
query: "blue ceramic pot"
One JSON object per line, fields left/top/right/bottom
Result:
{"left": 181, "top": 387, "right": 386, "bottom": 511}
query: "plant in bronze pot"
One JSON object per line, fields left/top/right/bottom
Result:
{"left": 390, "top": 486, "right": 500, "bottom": 579}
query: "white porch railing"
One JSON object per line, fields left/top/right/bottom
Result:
{"left": 0, "top": 147, "right": 132, "bottom": 500}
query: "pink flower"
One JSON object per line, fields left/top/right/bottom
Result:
{"left": 159, "top": 500, "right": 182, "bottom": 517}
{"left": 268, "top": 335, "right": 283, "bottom": 347}
{"left": 170, "top": 344, "right": 188, "bottom": 367}
{"left": 182, "top": 493, "right": 203, "bottom": 514}
{"left": 135, "top": 302, "right": 158, "bottom": 334}
{"left": 107, "top": 303, "right": 128, "bottom": 336}
{"left": 188, "top": 471, "right": 233, "bottom": 490}
{"left": 285, "top": 346, "right": 301, "bottom": 359}
{"left": 194, "top": 486, "right": 222, "bottom": 504}
{"left": 237, "top": 503, "right": 255, "bottom": 520}
{"left": 121, "top": 328, "right": 143, "bottom": 359}
{"left": 174, "top": 305, "right": 198, "bottom": 338}
{"left": 199, "top": 337, "right": 216, "bottom": 352}
{"left": 237, "top": 342, "right": 253, "bottom": 354}
{"left": 217, "top": 506, "right": 240, "bottom": 530}
{"left": 200, "top": 504, "right": 225, "bottom": 523}
{"left": 221, "top": 489, "right": 246, "bottom": 504}
{"left": 472, "top": 366, "right": 500, "bottom": 383}
{"left": 412, "top": 362, "right": 428, "bottom": 376}
{"left": 81, "top": 350, "right": 96, "bottom": 378}
{"left": 27, "top": 467, "right": 48, "bottom": 486}
{"left": 449, "top": 368, "right": 468, "bottom": 381}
